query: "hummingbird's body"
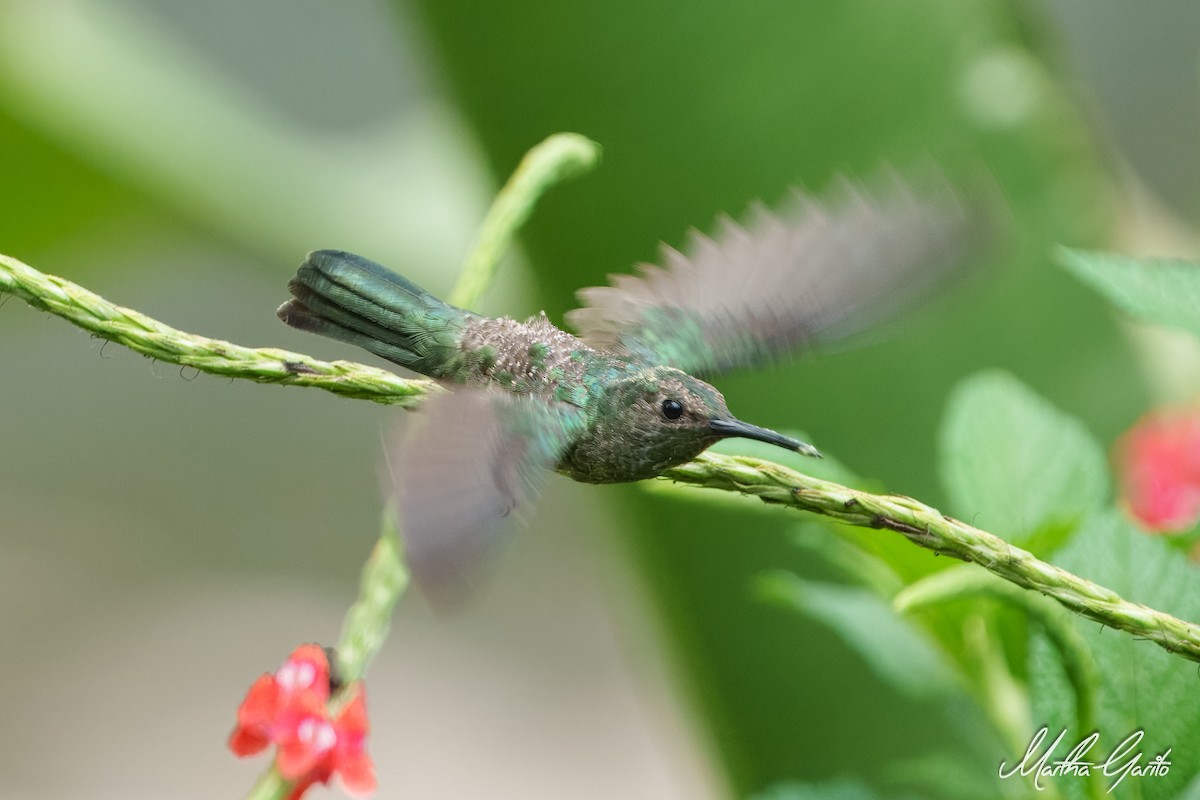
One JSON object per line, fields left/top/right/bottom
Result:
{"left": 280, "top": 250, "right": 796, "bottom": 485}
{"left": 277, "top": 171, "right": 975, "bottom": 591}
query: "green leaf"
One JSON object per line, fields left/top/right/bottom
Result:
{"left": 1028, "top": 511, "right": 1200, "bottom": 800}
{"left": 757, "top": 572, "right": 956, "bottom": 699}
{"left": 939, "top": 371, "right": 1108, "bottom": 544}
{"left": 1059, "top": 247, "right": 1200, "bottom": 337}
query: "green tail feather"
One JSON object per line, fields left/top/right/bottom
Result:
{"left": 278, "top": 250, "right": 472, "bottom": 378}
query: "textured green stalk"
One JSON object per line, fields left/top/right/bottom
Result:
{"left": 246, "top": 516, "right": 408, "bottom": 800}
{"left": 5, "top": 253, "right": 1200, "bottom": 663}
{"left": 448, "top": 132, "right": 601, "bottom": 309}
{"left": 334, "top": 512, "right": 409, "bottom": 688}
{"left": 661, "top": 452, "right": 1200, "bottom": 664}
{"left": 0, "top": 253, "right": 437, "bottom": 406}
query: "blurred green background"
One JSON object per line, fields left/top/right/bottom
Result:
{"left": 1, "top": 1, "right": 1198, "bottom": 798}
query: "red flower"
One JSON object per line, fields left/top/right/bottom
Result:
{"left": 1116, "top": 408, "right": 1200, "bottom": 533}
{"left": 229, "top": 644, "right": 330, "bottom": 758}
{"left": 276, "top": 686, "right": 376, "bottom": 800}
{"left": 229, "top": 645, "right": 375, "bottom": 798}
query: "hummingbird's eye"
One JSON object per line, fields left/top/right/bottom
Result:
{"left": 661, "top": 398, "right": 684, "bottom": 420}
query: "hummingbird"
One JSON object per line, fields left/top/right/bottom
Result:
{"left": 277, "top": 170, "right": 975, "bottom": 594}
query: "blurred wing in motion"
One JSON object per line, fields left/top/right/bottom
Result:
{"left": 386, "top": 388, "right": 588, "bottom": 602}
{"left": 566, "top": 169, "right": 986, "bottom": 376}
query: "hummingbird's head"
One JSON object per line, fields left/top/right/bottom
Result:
{"left": 568, "top": 365, "right": 819, "bottom": 483}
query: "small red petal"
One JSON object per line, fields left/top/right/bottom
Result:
{"left": 336, "top": 751, "right": 377, "bottom": 797}
{"left": 275, "top": 707, "right": 338, "bottom": 780}
{"left": 334, "top": 686, "right": 370, "bottom": 737}
{"left": 276, "top": 740, "right": 326, "bottom": 782}
{"left": 227, "top": 725, "right": 270, "bottom": 758}
{"left": 278, "top": 645, "right": 330, "bottom": 701}
{"left": 236, "top": 675, "right": 282, "bottom": 728}
{"left": 275, "top": 691, "right": 329, "bottom": 730}
{"left": 330, "top": 685, "right": 374, "bottom": 796}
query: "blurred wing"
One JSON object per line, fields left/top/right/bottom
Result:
{"left": 386, "top": 388, "right": 587, "bottom": 603}
{"left": 566, "top": 169, "right": 984, "bottom": 375}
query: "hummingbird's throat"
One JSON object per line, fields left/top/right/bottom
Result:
{"left": 708, "top": 418, "right": 822, "bottom": 458}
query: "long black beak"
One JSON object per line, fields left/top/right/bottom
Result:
{"left": 709, "top": 418, "right": 822, "bottom": 458}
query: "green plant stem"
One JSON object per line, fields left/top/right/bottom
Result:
{"left": 245, "top": 516, "right": 408, "bottom": 800}
{"left": 245, "top": 766, "right": 289, "bottom": 800}
{"left": 661, "top": 453, "right": 1200, "bottom": 664}
{"left": 7, "top": 253, "right": 1200, "bottom": 664}
{"left": 5, "top": 254, "right": 1200, "bottom": 664}
{"left": 334, "top": 511, "right": 409, "bottom": 689}
{"left": 448, "top": 132, "right": 601, "bottom": 309}
{"left": 0, "top": 253, "right": 438, "bottom": 407}
{"left": 959, "top": 613, "right": 1033, "bottom": 771}
{"left": 239, "top": 138, "right": 600, "bottom": 798}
